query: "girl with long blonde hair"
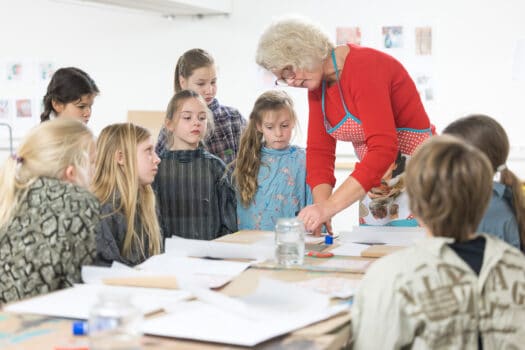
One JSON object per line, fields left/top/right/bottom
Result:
{"left": 0, "top": 118, "right": 99, "bottom": 303}
{"left": 92, "top": 123, "right": 162, "bottom": 266}
{"left": 234, "top": 90, "right": 312, "bottom": 230}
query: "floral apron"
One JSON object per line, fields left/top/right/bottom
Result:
{"left": 322, "top": 50, "right": 432, "bottom": 226}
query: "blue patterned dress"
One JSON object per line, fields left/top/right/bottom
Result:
{"left": 237, "top": 146, "right": 312, "bottom": 230}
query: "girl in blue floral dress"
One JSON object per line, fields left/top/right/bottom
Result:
{"left": 234, "top": 90, "right": 312, "bottom": 230}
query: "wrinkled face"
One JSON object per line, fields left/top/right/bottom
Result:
{"left": 257, "top": 108, "right": 294, "bottom": 150}
{"left": 273, "top": 66, "right": 324, "bottom": 91}
{"left": 137, "top": 136, "right": 160, "bottom": 185}
{"left": 53, "top": 94, "right": 96, "bottom": 124}
{"left": 167, "top": 98, "right": 208, "bottom": 151}
{"left": 179, "top": 65, "right": 217, "bottom": 105}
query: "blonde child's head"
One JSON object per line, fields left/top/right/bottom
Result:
{"left": 0, "top": 118, "right": 95, "bottom": 227}
{"left": 92, "top": 123, "right": 162, "bottom": 259}
{"left": 174, "top": 48, "right": 217, "bottom": 105}
{"left": 164, "top": 89, "right": 214, "bottom": 151}
{"left": 234, "top": 90, "right": 297, "bottom": 207}
{"left": 405, "top": 135, "right": 493, "bottom": 241}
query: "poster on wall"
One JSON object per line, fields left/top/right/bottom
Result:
{"left": 38, "top": 62, "right": 55, "bottom": 81}
{"left": 414, "top": 74, "right": 434, "bottom": 101}
{"left": 336, "top": 27, "right": 362, "bottom": 45}
{"left": 382, "top": 26, "right": 403, "bottom": 49}
{"left": 15, "top": 99, "right": 32, "bottom": 118}
{"left": 0, "top": 99, "right": 10, "bottom": 119}
{"left": 415, "top": 27, "right": 432, "bottom": 55}
{"left": 6, "top": 62, "right": 26, "bottom": 81}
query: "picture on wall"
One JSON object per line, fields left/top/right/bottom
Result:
{"left": 6, "top": 62, "right": 24, "bottom": 81}
{"left": 414, "top": 74, "right": 434, "bottom": 101}
{"left": 415, "top": 27, "right": 432, "bottom": 55}
{"left": 15, "top": 99, "right": 32, "bottom": 118}
{"left": 336, "top": 27, "right": 362, "bottom": 45}
{"left": 0, "top": 99, "right": 9, "bottom": 119}
{"left": 382, "top": 26, "right": 403, "bottom": 49}
{"left": 39, "top": 62, "right": 55, "bottom": 81}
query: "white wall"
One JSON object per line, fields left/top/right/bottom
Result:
{"left": 1, "top": 0, "right": 525, "bottom": 228}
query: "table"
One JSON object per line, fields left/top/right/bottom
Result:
{"left": 0, "top": 230, "right": 378, "bottom": 350}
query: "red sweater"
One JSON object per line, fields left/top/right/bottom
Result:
{"left": 307, "top": 44, "right": 432, "bottom": 191}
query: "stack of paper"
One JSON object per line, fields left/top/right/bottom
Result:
{"left": 339, "top": 226, "right": 426, "bottom": 245}
{"left": 82, "top": 256, "right": 251, "bottom": 289}
{"left": 142, "top": 278, "right": 348, "bottom": 346}
{"left": 4, "top": 284, "right": 191, "bottom": 319}
{"left": 165, "top": 236, "right": 274, "bottom": 260}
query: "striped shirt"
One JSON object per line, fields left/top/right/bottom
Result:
{"left": 153, "top": 148, "right": 237, "bottom": 240}
{"left": 155, "top": 98, "right": 246, "bottom": 166}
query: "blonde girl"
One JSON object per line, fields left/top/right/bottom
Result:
{"left": 153, "top": 89, "right": 237, "bottom": 240}
{"left": 234, "top": 90, "right": 312, "bottom": 230}
{"left": 443, "top": 114, "right": 525, "bottom": 251}
{"left": 155, "top": 48, "right": 246, "bottom": 166}
{"left": 92, "top": 123, "right": 162, "bottom": 266}
{"left": 0, "top": 118, "right": 99, "bottom": 303}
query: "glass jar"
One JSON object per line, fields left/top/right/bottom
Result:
{"left": 275, "top": 217, "right": 305, "bottom": 266}
{"left": 88, "top": 292, "right": 143, "bottom": 350}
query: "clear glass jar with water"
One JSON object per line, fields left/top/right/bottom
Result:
{"left": 88, "top": 292, "right": 143, "bottom": 350}
{"left": 275, "top": 217, "right": 305, "bottom": 266}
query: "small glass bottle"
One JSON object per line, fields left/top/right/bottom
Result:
{"left": 88, "top": 292, "right": 143, "bottom": 350}
{"left": 275, "top": 217, "right": 305, "bottom": 266}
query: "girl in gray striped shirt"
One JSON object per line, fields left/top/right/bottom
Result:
{"left": 153, "top": 90, "right": 237, "bottom": 240}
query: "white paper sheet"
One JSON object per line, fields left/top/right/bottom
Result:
{"left": 82, "top": 256, "right": 251, "bottom": 289}
{"left": 4, "top": 284, "right": 191, "bottom": 319}
{"left": 339, "top": 226, "right": 426, "bottom": 245}
{"left": 137, "top": 255, "right": 251, "bottom": 289}
{"left": 142, "top": 278, "right": 348, "bottom": 346}
{"left": 318, "top": 259, "right": 371, "bottom": 271}
{"left": 330, "top": 242, "right": 370, "bottom": 256}
{"left": 165, "top": 236, "right": 274, "bottom": 260}
{"left": 295, "top": 277, "right": 361, "bottom": 299}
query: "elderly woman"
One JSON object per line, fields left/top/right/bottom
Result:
{"left": 256, "top": 17, "right": 434, "bottom": 232}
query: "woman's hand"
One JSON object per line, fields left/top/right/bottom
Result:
{"left": 298, "top": 203, "right": 334, "bottom": 236}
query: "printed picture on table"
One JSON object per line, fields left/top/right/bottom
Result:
{"left": 39, "top": 62, "right": 55, "bottom": 81}
{"left": 15, "top": 99, "right": 32, "bottom": 118}
{"left": 415, "top": 27, "right": 432, "bottom": 55}
{"left": 382, "top": 26, "right": 403, "bottom": 49}
{"left": 6, "top": 62, "right": 24, "bottom": 81}
{"left": 336, "top": 27, "right": 362, "bottom": 45}
{"left": 0, "top": 99, "right": 10, "bottom": 119}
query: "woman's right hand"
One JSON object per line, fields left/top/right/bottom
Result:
{"left": 298, "top": 202, "right": 334, "bottom": 236}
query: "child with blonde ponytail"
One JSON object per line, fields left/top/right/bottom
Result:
{"left": 443, "top": 114, "right": 525, "bottom": 250}
{"left": 234, "top": 90, "right": 312, "bottom": 230}
{"left": 92, "top": 123, "right": 163, "bottom": 266}
{"left": 0, "top": 118, "right": 99, "bottom": 303}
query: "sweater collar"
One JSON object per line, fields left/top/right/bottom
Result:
{"left": 163, "top": 148, "right": 204, "bottom": 162}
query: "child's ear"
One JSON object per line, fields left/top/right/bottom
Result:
{"left": 63, "top": 165, "right": 77, "bottom": 183}
{"left": 165, "top": 118, "right": 175, "bottom": 131}
{"left": 256, "top": 123, "right": 263, "bottom": 133}
{"left": 179, "top": 76, "right": 187, "bottom": 89}
{"left": 116, "top": 150, "right": 125, "bottom": 165}
{"left": 51, "top": 99, "right": 65, "bottom": 114}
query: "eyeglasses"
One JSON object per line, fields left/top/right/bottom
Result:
{"left": 274, "top": 68, "right": 296, "bottom": 86}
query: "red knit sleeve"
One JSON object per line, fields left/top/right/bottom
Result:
{"left": 348, "top": 55, "right": 399, "bottom": 191}
{"left": 306, "top": 89, "right": 337, "bottom": 189}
